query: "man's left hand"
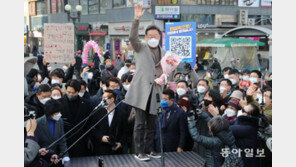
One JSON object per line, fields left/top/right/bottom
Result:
{"left": 177, "top": 147, "right": 183, "bottom": 152}
{"left": 113, "top": 142, "right": 122, "bottom": 151}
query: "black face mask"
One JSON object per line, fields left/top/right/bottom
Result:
{"left": 67, "top": 94, "right": 78, "bottom": 101}
{"left": 203, "top": 99, "right": 213, "bottom": 107}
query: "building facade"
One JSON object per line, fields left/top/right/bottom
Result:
{"left": 25, "top": 0, "right": 272, "bottom": 58}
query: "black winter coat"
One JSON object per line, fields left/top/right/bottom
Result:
{"left": 24, "top": 93, "right": 45, "bottom": 119}
{"left": 230, "top": 116, "right": 260, "bottom": 167}
{"left": 58, "top": 96, "right": 92, "bottom": 157}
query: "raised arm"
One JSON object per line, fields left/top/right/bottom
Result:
{"left": 129, "top": 3, "right": 146, "bottom": 53}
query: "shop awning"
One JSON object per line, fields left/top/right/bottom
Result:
{"left": 196, "top": 38, "right": 265, "bottom": 47}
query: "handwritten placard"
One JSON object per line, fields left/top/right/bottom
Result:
{"left": 44, "top": 23, "right": 74, "bottom": 63}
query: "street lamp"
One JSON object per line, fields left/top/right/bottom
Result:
{"left": 65, "top": 4, "right": 82, "bottom": 25}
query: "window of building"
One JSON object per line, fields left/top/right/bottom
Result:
{"left": 181, "top": 14, "right": 215, "bottom": 25}
{"left": 89, "top": 0, "right": 99, "bottom": 14}
{"left": 182, "top": 0, "right": 197, "bottom": 5}
{"left": 113, "top": 0, "right": 126, "bottom": 8}
{"left": 81, "top": 0, "right": 89, "bottom": 15}
{"left": 36, "top": 1, "right": 46, "bottom": 15}
{"left": 100, "top": 0, "right": 108, "bottom": 14}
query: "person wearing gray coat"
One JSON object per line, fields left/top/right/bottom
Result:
{"left": 24, "top": 118, "right": 40, "bottom": 167}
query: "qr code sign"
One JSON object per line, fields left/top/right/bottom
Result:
{"left": 169, "top": 36, "right": 191, "bottom": 58}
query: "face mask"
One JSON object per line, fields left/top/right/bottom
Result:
{"left": 106, "top": 64, "right": 112, "bottom": 68}
{"left": 123, "top": 84, "right": 130, "bottom": 91}
{"left": 243, "top": 76, "right": 249, "bottom": 81}
{"left": 177, "top": 88, "right": 187, "bottom": 96}
{"left": 249, "top": 77, "right": 258, "bottom": 84}
{"left": 224, "top": 74, "right": 229, "bottom": 79}
{"left": 52, "top": 96, "right": 61, "bottom": 100}
{"left": 62, "top": 66, "right": 68, "bottom": 71}
{"left": 33, "top": 86, "right": 39, "bottom": 91}
{"left": 78, "top": 92, "right": 84, "bottom": 97}
{"left": 67, "top": 94, "right": 78, "bottom": 101}
{"left": 51, "top": 79, "right": 60, "bottom": 85}
{"left": 52, "top": 113, "right": 62, "bottom": 121}
{"left": 197, "top": 86, "right": 206, "bottom": 94}
{"left": 87, "top": 72, "right": 93, "bottom": 80}
{"left": 225, "top": 108, "right": 236, "bottom": 117}
{"left": 40, "top": 97, "right": 50, "bottom": 105}
{"left": 47, "top": 67, "right": 52, "bottom": 71}
{"left": 130, "top": 69, "right": 136, "bottom": 73}
{"left": 230, "top": 79, "right": 237, "bottom": 85}
{"left": 102, "top": 86, "right": 107, "bottom": 91}
{"left": 219, "top": 86, "right": 227, "bottom": 94}
{"left": 147, "top": 38, "right": 159, "bottom": 48}
{"left": 203, "top": 99, "right": 212, "bottom": 107}
{"left": 185, "top": 77, "right": 189, "bottom": 82}
{"left": 160, "top": 100, "right": 169, "bottom": 108}
{"left": 103, "top": 98, "right": 110, "bottom": 108}
{"left": 37, "top": 75, "right": 42, "bottom": 82}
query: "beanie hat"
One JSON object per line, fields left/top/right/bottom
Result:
{"left": 44, "top": 99, "right": 63, "bottom": 117}
{"left": 227, "top": 98, "right": 240, "bottom": 110}
{"left": 230, "top": 90, "right": 243, "bottom": 100}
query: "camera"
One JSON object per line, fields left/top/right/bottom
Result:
{"left": 24, "top": 110, "right": 36, "bottom": 121}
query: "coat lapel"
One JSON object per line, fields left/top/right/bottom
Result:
{"left": 155, "top": 46, "right": 165, "bottom": 67}
{"left": 41, "top": 116, "right": 54, "bottom": 142}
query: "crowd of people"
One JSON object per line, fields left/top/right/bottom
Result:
{"left": 24, "top": 4, "right": 272, "bottom": 167}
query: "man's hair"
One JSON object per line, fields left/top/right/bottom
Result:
{"left": 229, "top": 69, "right": 239, "bottom": 75}
{"left": 104, "top": 89, "right": 117, "bottom": 101}
{"left": 125, "top": 59, "right": 132, "bottom": 64}
{"left": 223, "top": 67, "right": 232, "bottom": 73}
{"left": 208, "top": 116, "right": 230, "bottom": 135}
{"left": 220, "top": 79, "right": 232, "bottom": 87}
{"left": 251, "top": 70, "right": 262, "bottom": 78}
{"left": 66, "top": 79, "right": 81, "bottom": 92}
{"left": 122, "top": 74, "right": 133, "bottom": 83}
{"left": 163, "top": 89, "right": 175, "bottom": 100}
{"left": 44, "top": 99, "right": 63, "bottom": 117}
{"left": 37, "top": 84, "right": 51, "bottom": 95}
{"left": 27, "top": 68, "right": 38, "bottom": 78}
{"left": 106, "top": 78, "right": 120, "bottom": 87}
{"left": 207, "top": 89, "right": 223, "bottom": 107}
{"left": 177, "top": 80, "right": 189, "bottom": 88}
{"left": 78, "top": 79, "right": 87, "bottom": 88}
{"left": 49, "top": 68, "right": 65, "bottom": 79}
{"left": 197, "top": 79, "right": 209, "bottom": 86}
{"left": 247, "top": 103, "right": 260, "bottom": 117}
{"left": 145, "top": 25, "right": 161, "bottom": 36}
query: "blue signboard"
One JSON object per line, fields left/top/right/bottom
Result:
{"left": 165, "top": 22, "right": 196, "bottom": 68}
{"left": 155, "top": 14, "right": 180, "bottom": 20}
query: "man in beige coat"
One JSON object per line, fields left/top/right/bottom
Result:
{"left": 124, "top": 4, "right": 165, "bottom": 161}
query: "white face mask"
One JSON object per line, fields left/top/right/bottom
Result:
{"left": 177, "top": 88, "right": 187, "bottom": 96}
{"left": 206, "top": 73, "right": 211, "bottom": 78}
{"left": 224, "top": 74, "right": 229, "bottom": 79}
{"left": 63, "top": 66, "right": 68, "bottom": 71}
{"left": 78, "top": 92, "right": 84, "bottom": 97}
{"left": 52, "top": 113, "right": 62, "bottom": 121}
{"left": 230, "top": 79, "right": 237, "bottom": 85}
{"left": 185, "top": 77, "right": 189, "bottom": 82}
{"left": 147, "top": 38, "right": 159, "bottom": 48}
{"left": 102, "top": 86, "right": 107, "bottom": 91}
{"left": 243, "top": 76, "right": 249, "bottom": 81}
{"left": 123, "top": 84, "right": 130, "bottom": 91}
{"left": 87, "top": 72, "right": 93, "bottom": 80}
{"left": 37, "top": 75, "right": 42, "bottom": 82}
{"left": 51, "top": 79, "right": 60, "bottom": 85}
{"left": 197, "top": 86, "right": 206, "bottom": 94}
{"left": 249, "top": 77, "right": 258, "bottom": 84}
{"left": 52, "top": 96, "right": 61, "bottom": 100}
{"left": 219, "top": 86, "right": 227, "bottom": 94}
{"left": 225, "top": 108, "right": 236, "bottom": 117}
{"left": 257, "top": 94, "right": 266, "bottom": 104}
{"left": 40, "top": 97, "right": 50, "bottom": 105}
{"left": 130, "top": 69, "right": 136, "bottom": 73}
{"left": 47, "top": 67, "right": 52, "bottom": 71}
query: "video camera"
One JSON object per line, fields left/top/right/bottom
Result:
{"left": 24, "top": 106, "right": 36, "bottom": 121}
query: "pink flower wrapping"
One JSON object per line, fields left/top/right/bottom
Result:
{"left": 155, "top": 51, "right": 183, "bottom": 85}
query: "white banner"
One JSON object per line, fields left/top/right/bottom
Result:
{"left": 126, "top": 0, "right": 151, "bottom": 8}
{"left": 261, "top": 0, "right": 272, "bottom": 7}
{"left": 238, "top": 0, "right": 259, "bottom": 7}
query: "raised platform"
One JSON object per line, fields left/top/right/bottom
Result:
{"left": 69, "top": 151, "right": 205, "bottom": 167}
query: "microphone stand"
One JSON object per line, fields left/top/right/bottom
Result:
{"left": 46, "top": 99, "right": 106, "bottom": 150}
{"left": 57, "top": 100, "right": 124, "bottom": 160}
{"left": 156, "top": 93, "right": 165, "bottom": 167}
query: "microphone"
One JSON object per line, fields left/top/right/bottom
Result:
{"left": 94, "top": 98, "right": 107, "bottom": 110}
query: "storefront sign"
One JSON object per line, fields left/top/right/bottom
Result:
{"left": 126, "top": 0, "right": 151, "bottom": 8}
{"left": 156, "top": 0, "right": 179, "bottom": 5}
{"left": 155, "top": 6, "right": 180, "bottom": 20}
{"left": 165, "top": 22, "right": 196, "bottom": 68}
{"left": 44, "top": 23, "right": 74, "bottom": 63}
{"left": 238, "top": 0, "right": 259, "bottom": 7}
{"left": 261, "top": 0, "right": 272, "bottom": 7}
{"left": 197, "top": 24, "right": 209, "bottom": 29}
{"left": 75, "top": 23, "right": 89, "bottom": 35}
{"left": 89, "top": 32, "right": 107, "bottom": 36}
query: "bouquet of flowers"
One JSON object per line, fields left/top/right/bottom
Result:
{"left": 155, "top": 51, "right": 183, "bottom": 85}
